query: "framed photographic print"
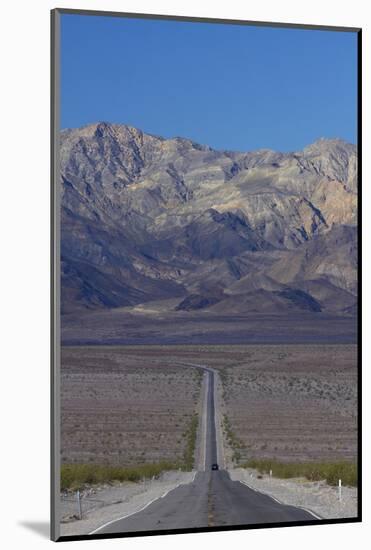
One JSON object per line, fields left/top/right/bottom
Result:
{"left": 51, "top": 8, "right": 361, "bottom": 542}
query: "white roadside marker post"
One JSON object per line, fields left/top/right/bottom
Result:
{"left": 338, "top": 479, "right": 342, "bottom": 502}
{"left": 269, "top": 469, "right": 272, "bottom": 479}
{"left": 76, "top": 490, "right": 82, "bottom": 520}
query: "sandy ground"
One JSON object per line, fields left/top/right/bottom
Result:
{"left": 215, "top": 344, "right": 357, "bottom": 465}
{"left": 61, "top": 347, "right": 202, "bottom": 466}
{"left": 59, "top": 470, "right": 196, "bottom": 537}
{"left": 229, "top": 468, "right": 357, "bottom": 520}
{"left": 62, "top": 309, "right": 357, "bottom": 346}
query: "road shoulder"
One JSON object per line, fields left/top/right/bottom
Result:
{"left": 60, "top": 470, "right": 196, "bottom": 537}
{"left": 229, "top": 468, "right": 357, "bottom": 520}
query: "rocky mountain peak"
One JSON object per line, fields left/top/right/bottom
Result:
{"left": 60, "top": 123, "right": 357, "bottom": 316}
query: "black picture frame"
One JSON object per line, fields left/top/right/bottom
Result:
{"left": 51, "top": 8, "right": 362, "bottom": 542}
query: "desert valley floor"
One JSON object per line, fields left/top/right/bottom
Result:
{"left": 61, "top": 344, "right": 357, "bottom": 468}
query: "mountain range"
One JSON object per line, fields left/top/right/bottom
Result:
{"left": 60, "top": 122, "right": 358, "bottom": 326}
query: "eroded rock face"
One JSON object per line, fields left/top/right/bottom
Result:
{"left": 60, "top": 122, "right": 357, "bottom": 315}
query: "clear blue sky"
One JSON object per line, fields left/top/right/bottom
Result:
{"left": 60, "top": 13, "right": 358, "bottom": 152}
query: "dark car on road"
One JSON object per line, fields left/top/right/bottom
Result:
{"left": 211, "top": 463, "right": 219, "bottom": 471}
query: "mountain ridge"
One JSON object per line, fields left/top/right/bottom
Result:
{"left": 60, "top": 122, "right": 357, "bottom": 319}
{"left": 61, "top": 121, "right": 355, "bottom": 154}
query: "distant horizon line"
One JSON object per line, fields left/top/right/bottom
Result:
{"left": 60, "top": 120, "right": 357, "bottom": 155}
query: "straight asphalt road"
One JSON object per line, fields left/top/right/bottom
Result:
{"left": 92, "top": 367, "right": 317, "bottom": 535}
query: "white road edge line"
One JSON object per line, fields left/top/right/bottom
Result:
{"left": 89, "top": 471, "right": 199, "bottom": 535}
{"left": 89, "top": 496, "right": 159, "bottom": 535}
{"left": 238, "top": 480, "right": 323, "bottom": 520}
{"left": 161, "top": 483, "right": 180, "bottom": 499}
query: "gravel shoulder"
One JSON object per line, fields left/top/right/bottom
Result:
{"left": 59, "top": 470, "right": 196, "bottom": 537}
{"left": 229, "top": 468, "right": 357, "bottom": 520}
